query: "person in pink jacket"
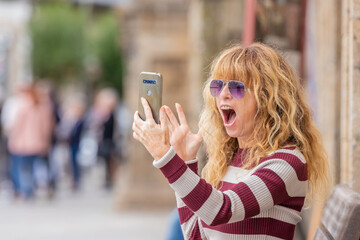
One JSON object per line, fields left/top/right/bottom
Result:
{"left": 7, "top": 83, "right": 54, "bottom": 199}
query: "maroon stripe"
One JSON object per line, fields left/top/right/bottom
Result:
{"left": 232, "top": 182, "right": 260, "bottom": 219}
{"left": 203, "top": 217, "right": 295, "bottom": 239}
{"left": 252, "top": 168, "right": 290, "bottom": 205}
{"left": 178, "top": 206, "right": 194, "bottom": 224}
{"left": 219, "top": 181, "right": 236, "bottom": 192}
{"left": 189, "top": 221, "right": 202, "bottom": 240}
{"left": 182, "top": 178, "right": 213, "bottom": 212}
{"left": 159, "top": 154, "right": 188, "bottom": 184}
{"left": 259, "top": 152, "right": 307, "bottom": 181}
{"left": 280, "top": 197, "right": 305, "bottom": 211}
{"left": 210, "top": 194, "right": 232, "bottom": 226}
{"left": 187, "top": 162, "right": 198, "bottom": 175}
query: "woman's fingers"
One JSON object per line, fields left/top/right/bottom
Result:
{"left": 165, "top": 106, "right": 180, "bottom": 128}
{"left": 175, "top": 103, "right": 188, "bottom": 126}
{"left": 141, "top": 97, "right": 155, "bottom": 122}
{"left": 134, "top": 111, "right": 145, "bottom": 127}
{"left": 159, "top": 106, "right": 168, "bottom": 131}
{"left": 132, "top": 122, "right": 145, "bottom": 143}
{"left": 133, "top": 131, "right": 143, "bottom": 142}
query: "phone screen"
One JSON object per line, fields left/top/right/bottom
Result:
{"left": 138, "top": 72, "right": 163, "bottom": 123}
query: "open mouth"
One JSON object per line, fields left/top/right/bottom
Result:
{"left": 221, "top": 106, "right": 237, "bottom": 125}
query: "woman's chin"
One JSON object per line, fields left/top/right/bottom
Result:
{"left": 224, "top": 128, "right": 239, "bottom": 138}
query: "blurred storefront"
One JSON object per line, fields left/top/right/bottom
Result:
{"left": 0, "top": 1, "right": 32, "bottom": 99}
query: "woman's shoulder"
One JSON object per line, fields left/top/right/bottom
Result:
{"left": 267, "top": 146, "right": 306, "bottom": 163}
{"left": 256, "top": 146, "right": 307, "bottom": 172}
{"left": 254, "top": 146, "right": 307, "bottom": 180}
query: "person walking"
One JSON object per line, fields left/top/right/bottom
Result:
{"left": 7, "top": 83, "right": 53, "bottom": 199}
{"left": 56, "top": 93, "right": 86, "bottom": 191}
{"left": 133, "top": 43, "right": 330, "bottom": 239}
{"left": 90, "top": 88, "right": 118, "bottom": 189}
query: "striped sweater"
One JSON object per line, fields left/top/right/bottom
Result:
{"left": 153, "top": 146, "right": 308, "bottom": 240}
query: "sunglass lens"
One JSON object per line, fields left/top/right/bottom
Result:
{"left": 210, "top": 80, "right": 223, "bottom": 97}
{"left": 228, "top": 81, "right": 245, "bottom": 99}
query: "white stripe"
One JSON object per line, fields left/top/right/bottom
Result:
{"left": 152, "top": 146, "right": 176, "bottom": 168}
{"left": 170, "top": 167, "right": 201, "bottom": 198}
{"left": 269, "top": 148, "right": 306, "bottom": 164}
{"left": 181, "top": 215, "right": 199, "bottom": 240}
{"left": 252, "top": 205, "right": 302, "bottom": 225}
{"left": 195, "top": 188, "right": 224, "bottom": 225}
{"left": 250, "top": 159, "right": 307, "bottom": 197}
{"left": 175, "top": 194, "right": 186, "bottom": 208}
{"left": 224, "top": 190, "right": 245, "bottom": 223}
{"left": 197, "top": 218, "right": 207, "bottom": 240}
{"left": 245, "top": 175, "right": 274, "bottom": 212}
{"left": 203, "top": 228, "right": 284, "bottom": 240}
{"left": 185, "top": 158, "right": 198, "bottom": 165}
{"left": 222, "top": 166, "right": 250, "bottom": 184}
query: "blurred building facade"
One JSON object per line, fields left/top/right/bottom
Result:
{"left": 115, "top": 0, "right": 191, "bottom": 208}
{"left": 307, "top": 0, "right": 360, "bottom": 193}
{"left": 115, "top": 0, "right": 249, "bottom": 209}
{"left": 116, "top": 0, "right": 360, "bottom": 237}
{"left": 115, "top": 0, "right": 305, "bottom": 208}
{"left": 0, "top": 1, "right": 32, "bottom": 98}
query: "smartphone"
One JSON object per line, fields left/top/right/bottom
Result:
{"left": 138, "top": 72, "right": 163, "bottom": 123}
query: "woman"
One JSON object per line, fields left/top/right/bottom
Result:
{"left": 133, "top": 43, "right": 330, "bottom": 239}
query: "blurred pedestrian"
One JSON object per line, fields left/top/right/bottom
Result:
{"left": 1, "top": 85, "right": 23, "bottom": 194}
{"left": 6, "top": 82, "right": 54, "bottom": 199}
{"left": 133, "top": 43, "right": 330, "bottom": 239}
{"left": 35, "top": 81, "right": 59, "bottom": 195}
{"left": 56, "top": 93, "right": 86, "bottom": 191}
{"left": 88, "top": 88, "right": 118, "bottom": 189}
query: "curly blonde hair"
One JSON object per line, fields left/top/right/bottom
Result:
{"left": 199, "top": 42, "right": 330, "bottom": 201}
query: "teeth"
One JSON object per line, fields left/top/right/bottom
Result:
{"left": 221, "top": 106, "right": 233, "bottom": 110}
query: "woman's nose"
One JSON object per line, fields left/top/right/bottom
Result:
{"left": 218, "top": 83, "right": 232, "bottom": 99}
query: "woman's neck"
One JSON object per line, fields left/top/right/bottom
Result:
{"left": 237, "top": 136, "right": 253, "bottom": 149}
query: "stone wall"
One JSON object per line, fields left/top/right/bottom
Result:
{"left": 115, "top": 0, "right": 192, "bottom": 209}
{"left": 340, "top": 0, "right": 360, "bottom": 192}
{"left": 115, "top": 0, "right": 245, "bottom": 209}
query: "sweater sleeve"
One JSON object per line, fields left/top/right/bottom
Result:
{"left": 153, "top": 148, "right": 307, "bottom": 227}
{"left": 154, "top": 147, "right": 205, "bottom": 239}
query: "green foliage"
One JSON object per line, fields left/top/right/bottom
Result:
{"left": 30, "top": 2, "right": 123, "bottom": 95}
{"left": 31, "top": 2, "right": 86, "bottom": 81}
{"left": 89, "top": 14, "right": 123, "bottom": 96}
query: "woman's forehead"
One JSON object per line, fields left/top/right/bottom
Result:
{"left": 213, "top": 67, "right": 250, "bottom": 85}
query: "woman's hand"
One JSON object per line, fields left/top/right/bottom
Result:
{"left": 132, "top": 98, "right": 170, "bottom": 160}
{"left": 165, "top": 103, "right": 202, "bottom": 161}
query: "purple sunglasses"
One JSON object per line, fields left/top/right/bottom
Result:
{"left": 210, "top": 79, "right": 246, "bottom": 99}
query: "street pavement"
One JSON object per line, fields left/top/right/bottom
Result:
{"left": 0, "top": 165, "right": 172, "bottom": 240}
